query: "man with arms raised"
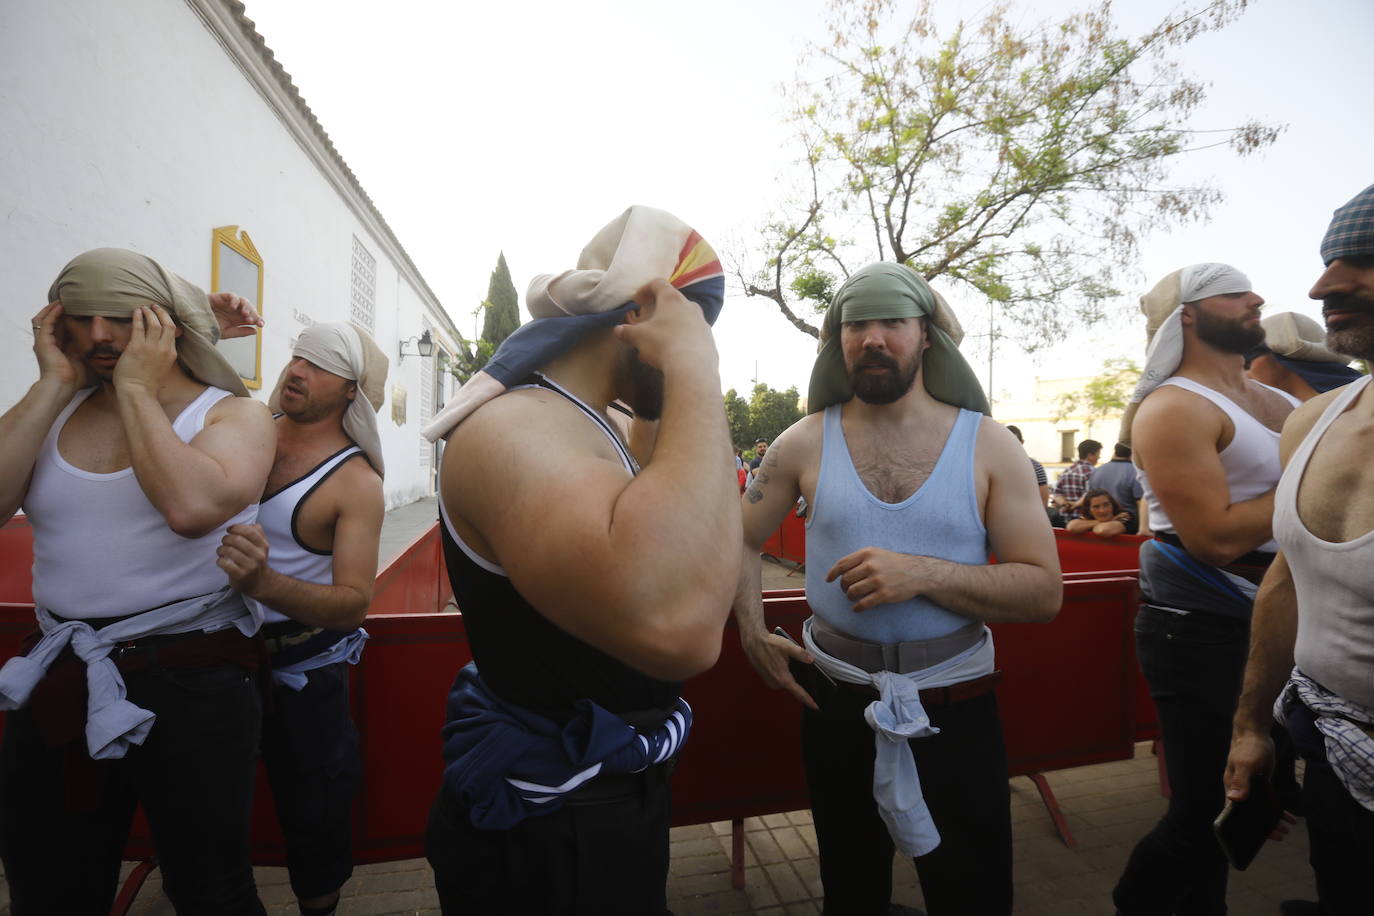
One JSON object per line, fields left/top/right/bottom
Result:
{"left": 0, "top": 248, "right": 275, "bottom": 913}
{"left": 735, "top": 262, "right": 1061, "bottom": 915}
{"left": 1112, "top": 264, "right": 1300, "bottom": 914}
{"left": 420, "top": 207, "right": 740, "bottom": 915}
{"left": 216, "top": 322, "right": 387, "bottom": 916}
{"left": 1226, "top": 184, "right": 1374, "bottom": 916}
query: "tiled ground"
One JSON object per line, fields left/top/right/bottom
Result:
{"left": 7, "top": 740, "right": 1311, "bottom": 915}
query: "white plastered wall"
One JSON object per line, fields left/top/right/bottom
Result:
{"left": 0, "top": 0, "right": 455, "bottom": 509}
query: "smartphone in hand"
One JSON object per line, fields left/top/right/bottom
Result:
{"left": 1213, "top": 775, "right": 1284, "bottom": 870}
{"left": 774, "top": 626, "right": 836, "bottom": 707}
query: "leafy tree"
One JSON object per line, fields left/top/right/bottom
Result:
{"left": 724, "top": 388, "right": 752, "bottom": 448}
{"left": 1054, "top": 357, "right": 1141, "bottom": 424}
{"left": 450, "top": 253, "right": 521, "bottom": 384}
{"left": 748, "top": 383, "right": 805, "bottom": 446}
{"left": 741, "top": 0, "right": 1281, "bottom": 346}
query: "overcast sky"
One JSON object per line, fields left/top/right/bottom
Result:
{"left": 241, "top": 0, "right": 1374, "bottom": 401}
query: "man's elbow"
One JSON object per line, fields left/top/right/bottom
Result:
{"left": 1025, "top": 574, "right": 1062, "bottom": 623}
{"left": 629, "top": 605, "right": 728, "bottom": 681}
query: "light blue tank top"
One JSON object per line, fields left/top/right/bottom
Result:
{"left": 805, "top": 405, "right": 988, "bottom": 643}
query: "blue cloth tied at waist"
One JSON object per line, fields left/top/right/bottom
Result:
{"left": 0, "top": 587, "right": 260, "bottom": 759}
{"left": 439, "top": 662, "right": 691, "bottom": 830}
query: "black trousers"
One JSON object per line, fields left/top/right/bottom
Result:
{"left": 1114, "top": 605, "right": 1249, "bottom": 916}
{"left": 261, "top": 661, "right": 360, "bottom": 900}
{"left": 424, "top": 766, "right": 673, "bottom": 915}
{"left": 1285, "top": 694, "right": 1374, "bottom": 916}
{"left": 0, "top": 661, "right": 265, "bottom": 915}
{"left": 799, "top": 672, "right": 1013, "bottom": 916}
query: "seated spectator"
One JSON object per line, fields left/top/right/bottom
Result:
{"left": 1087, "top": 442, "right": 1144, "bottom": 533}
{"left": 1065, "top": 488, "right": 1130, "bottom": 538}
{"left": 1051, "top": 438, "right": 1101, "bottom": 510}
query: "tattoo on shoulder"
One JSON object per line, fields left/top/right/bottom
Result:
{"left": 764, "top": 446, "right": 781, "bottom": 468}
{"left": 746, "top": 480, "right": 765, "bottom": 503}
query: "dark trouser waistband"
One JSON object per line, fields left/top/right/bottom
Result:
{"left": 810, "top": 617, "right": 984, "bottom": 674}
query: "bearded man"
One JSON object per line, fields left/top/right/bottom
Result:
{"left": 1113, "top": 264, "right": 1301, "bottom": 915}
{"left": 1225, "top": 184, "right": 1374, "bottom": 916}
{"left": 733, "top": 262, "right": 1061, "bottom": 915}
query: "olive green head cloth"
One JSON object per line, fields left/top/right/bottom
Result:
{"left": 807, "top": 262, "right": 988, "bottom": 415}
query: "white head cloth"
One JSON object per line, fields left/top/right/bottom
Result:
{"left": 268, "top": 322, "right": 389, "bottom": 476}
{"left": 1119, "top": 263, "right": 1252, "bottom": 445}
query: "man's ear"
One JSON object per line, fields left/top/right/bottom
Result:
{"left": 1179, "top": 302, "right": 1197, "bottom": 326}
{"left": 622, "top": 303, "right": 650, "bottom": 326}
{"left": 347, "top": 382, "right": 358, "bottom": 402}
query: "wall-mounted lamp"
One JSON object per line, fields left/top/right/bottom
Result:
{"left": 399, "top": 329, "right": 434, "bottom": 362}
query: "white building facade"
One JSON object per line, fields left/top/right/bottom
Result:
{"left": 0, "top": 0, "right": 461, "bottom": 508}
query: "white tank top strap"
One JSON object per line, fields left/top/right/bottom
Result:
{"left": 171, "top": 386, "right": 235, "bottom": 440}
{"left": 1276, "top": 375, "right": 1373, "bottom": 538}
{"left": 439, "top": 496, "right": 506, "bottom": 576}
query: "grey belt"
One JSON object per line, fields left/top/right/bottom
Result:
{"left": 810, "top": 617, "right": 984, "bottom": 674}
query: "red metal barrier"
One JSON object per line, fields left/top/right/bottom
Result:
{"left": 0, "top": 511, "right": 1157, "bottom": 901}
{"left": 760, "top": 510, "right": 807, "bottom": 567}
{"left": 1054, "top": 528, "right": 1145, "bottom": 574}
{"left": 0, "top": 516, "right": 33, "bottom": 605}
{"left": 370, "top": 523, "right": 452, "bottom": 615}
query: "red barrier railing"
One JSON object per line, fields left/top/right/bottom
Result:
{"left": 0, "top": 512, "right": 1156, "bottom": 903}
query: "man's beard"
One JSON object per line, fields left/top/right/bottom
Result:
{"left": 1194, "top": 305, "right": 1266, "bottom": 354}
{"left": 619, "top": 349, "right": 665, "bottom": 421}
{"left": 281, "top": 384, "right": 351, "bottom": 424}
{"left": 83, "top": 344, "right": 123, "bottom": 380}
{"left": 848, "top": 350, "right": 920, "bottom": 405}
{"left": 1323, "top": 292, "right": 1374, "bottom": 361}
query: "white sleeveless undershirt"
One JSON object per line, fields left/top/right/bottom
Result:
{"left": 24, "top": 386, "right": 258, "bottom": 619}
{"left": 1137, "top": 377, "right": 1299, "bottom": 553}
{"left": 252, "top": 444, "right": 363, "bottom": 625}
{"left": 1274, "top": 375, "right": 1374, "bottom": 708}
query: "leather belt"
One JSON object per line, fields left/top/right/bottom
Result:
{"left": 810, "top": 617, "right": 985, "bottom": 674}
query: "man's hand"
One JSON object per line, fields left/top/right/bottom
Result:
{"left": 209, "top": 292, "right": 263, "bottom": 340}
{"left": 826, "top": 547, "right": 925, "bottom": 612}
{"left": 31, "top": 302, "right": 85, "bottom": 394}
{"left": 739, "top": 628, "right": 818, "bottom": 711}
{"left": 217, "top": 523, "right": 272, "bottom": 596}
{"left": 114, "top": 305, "right": 180, "bottom": 393}
{"left": 614, "top": 279, "right": 717, "bottom": 374}
{"left": 1224, "top": 728, "right": 1274, "bottom": 803}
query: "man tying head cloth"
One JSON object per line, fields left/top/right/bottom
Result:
{"left": 0, "top": 248, "right": 276, "bottom": 913}
{"left": 215, "top": 322, "right": 388, "bottom": 916}
{"left": 733, "top": 262, "right": 1061, "bottom": 915}
{"left": 421, "top": 206, "right": 741, "bottom": 914}
{"left": 1113, "top": 263, "right": 1300, "bottom": 915}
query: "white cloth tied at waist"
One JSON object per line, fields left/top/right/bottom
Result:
{"left": 271, "top": 627, "right": 369, "bottom": 691}
{"left": 802, "top": 616, "right": 996, "bottom": 857}
{"left": 0, "top": 587, "right": 261, "bottom": 759}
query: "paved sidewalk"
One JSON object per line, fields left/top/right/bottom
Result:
{"left": 378, "top": 495, "right": 439, "bottom": 567}
{"left": 71, "top": 741, "right": 1316, "bottom": 915}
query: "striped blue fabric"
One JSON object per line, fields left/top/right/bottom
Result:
{"left": 438, "top": 663, "right": 692, "bottom": 829}
{"left": 1320, "top": 183, "right": 1374, "bottom": 265}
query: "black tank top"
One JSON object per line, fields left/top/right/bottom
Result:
{"left": 439, "top": 376, "right": 681, "bottom": 722}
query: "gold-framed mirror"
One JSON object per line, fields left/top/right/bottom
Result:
{"left": 211, "top": 226, "right": 264, "bottom": 389}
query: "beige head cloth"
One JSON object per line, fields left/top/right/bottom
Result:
{"left": 268, "top": 322, "right": 389, "bottom": 476}
{"left": 48, "top": 248, "right": 248, "bottom": 397}
{"left": 1261, "top": 312, "right": 1351, "bottom": 364}
{"left": 1118, "top": 263, "right": 1253, "bottom": 445}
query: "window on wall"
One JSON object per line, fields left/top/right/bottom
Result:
{"left": 1060, "top": 430, "right": 1078, "bottom": 464}
{"left": 350, "top": 236, "right": 376, "bottom": 333}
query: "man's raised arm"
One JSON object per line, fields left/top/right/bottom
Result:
{"left": 456, "top": 281, "right": 740, "bottom": 682}
{"left": 114, "top": 306, "right": 275, "bottom": 537}
{"left": 0, "top": 303, "right": 85, "bottom": 523}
